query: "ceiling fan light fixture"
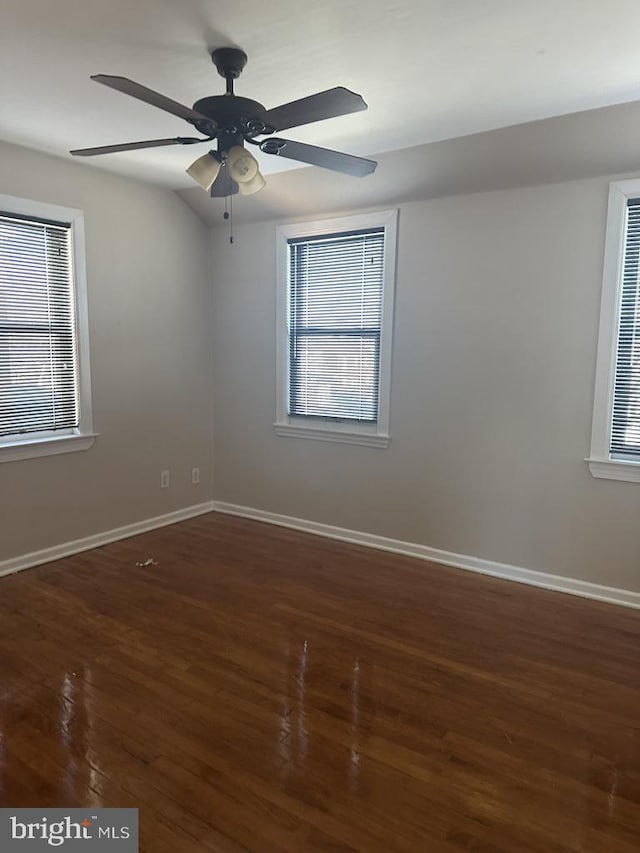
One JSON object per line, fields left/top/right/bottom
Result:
{"left": 186, "top": 151, "right": 221, "bottom": 191}
{"left": 226, "top": 145, "right": 258, "bottom": 181}
{"left": 226, "top": 145, "right": 266, "bottom": 194}
{"left": 237, "top": 169, "right": 266, "bottom": 196}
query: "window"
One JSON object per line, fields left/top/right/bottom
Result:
{"left": 589, "top": 179, "right": 640, "bottom": 482}
{"left": 0, "top": 194, "right": 94, "bottom": 463}
{"left": 275, "top": 210, "right": 397, "bottom": 447}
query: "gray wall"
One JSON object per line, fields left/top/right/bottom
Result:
{"left": 211, "top": 176, "right": 640, "bottom": 591}
{"left": 0, "top": 142, "right": 213, "bottom": 562}
{"left": 2, "top": 139, "right": 638, "bottom": 594}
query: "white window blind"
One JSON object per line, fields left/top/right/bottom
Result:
{"left": 0, "top": 212, "right": 79, "bottom": 438}
{"left": 611, "top": 199, "right": 640, "bottom": 458}
{"left": 287, "top": 227, "right": 384, "bottom": 422}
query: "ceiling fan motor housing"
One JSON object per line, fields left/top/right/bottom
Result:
{"left": 193, "top": 48, "right": 274, "bottom": 140}
{"left": 192, "top": 95, "right": 268, "bottom": 138}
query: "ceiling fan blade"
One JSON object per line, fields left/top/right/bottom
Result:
{"left": 70, "top": 137, "right": 200, "bottom": 156}
{"left": 210, "top": 167, "right": 239, "bottom": 198}
{"left": 260, "top": 138, "right": 376, "bottom": 177}
{"left": 91, "top": 75, "right": 211, "bottom": 124}
{"left": 261, "top": 87, "right": 367, "bottom": 132}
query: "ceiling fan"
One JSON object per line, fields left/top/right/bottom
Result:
{"left": 70, "top": 47, "right": 377, "bottom": 198}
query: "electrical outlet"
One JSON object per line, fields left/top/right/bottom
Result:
{"left": 160, "top": 470, "right": 170, "bottom": 489}
{"left": 191, "top": 467, "right": 200, "bottom": 485}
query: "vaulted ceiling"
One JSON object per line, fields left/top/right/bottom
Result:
{"left": 3, "top": 0, "right": 640, "bottom": 221}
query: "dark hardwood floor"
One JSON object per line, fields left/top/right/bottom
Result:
{"left": 0, "top": 512, "right": 638, "bottom": 851}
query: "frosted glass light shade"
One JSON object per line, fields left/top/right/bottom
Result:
{"left": 186, "top": 152, "right": 221, "bottom": 191}
{"left": 226, "top": 145, "right": 258, "bottom": 182}
{"left": 238, "top": 170, "right": 266, "bottom": 195}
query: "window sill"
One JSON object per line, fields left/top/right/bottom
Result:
{"left": 274, "top": 422, "right": 389, "bottom": 448}
{"left": 0, "top": 432, "right": 97, "bottom": 464}
{"left": 586, "top": 457, "right": 640, "bottom": 483}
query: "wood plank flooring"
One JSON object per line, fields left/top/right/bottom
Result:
{"left": 0, "top": 512, "right": 639, "bottom": 851}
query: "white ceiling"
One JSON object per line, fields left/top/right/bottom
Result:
{"left": 2, "top": 0, "right": 640, "bottom": 191}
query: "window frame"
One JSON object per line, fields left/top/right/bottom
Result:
{"left": 0, "top": 193, "right": 95, "bottom": 464}
{"left": 274, "top": 209, "right": 398, "bottom": 448}
{"left": 588, "top": 178, "right": 640, "bottom": 482}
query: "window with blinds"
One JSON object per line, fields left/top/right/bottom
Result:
{"left": 0, "top": 212, "right": 79, "bottom": 439}
{"left": 610, "top": 199, "right": 640, "bottom": 459}
{"left": 287, "top": 228, "right": 384, "bottom": 422}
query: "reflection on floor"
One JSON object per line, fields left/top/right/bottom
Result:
{"left": 0, "top": 512, "right": 639, "bottom": 851}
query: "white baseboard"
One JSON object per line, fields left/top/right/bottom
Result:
{"left": 4, "top": 497, "right": 639, "bottom": 612}
{"left": 213, "top": 501, "right": 640, "bottom": 610}
{"left": 0, "top": 501, "right": 216, "bottom": 579}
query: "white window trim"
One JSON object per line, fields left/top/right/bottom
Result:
{"left": 0, "top": 193, "right": 96, "bottom": 464}
{"left": 587, "top": 178, "right": 640, "bottom": 483}
{"left": 274, "top": 209, "right": 398, "bottom": 448}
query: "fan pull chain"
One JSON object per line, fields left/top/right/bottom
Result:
{"left": 222, "top": 194, "right": 234, "bottom": 244}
